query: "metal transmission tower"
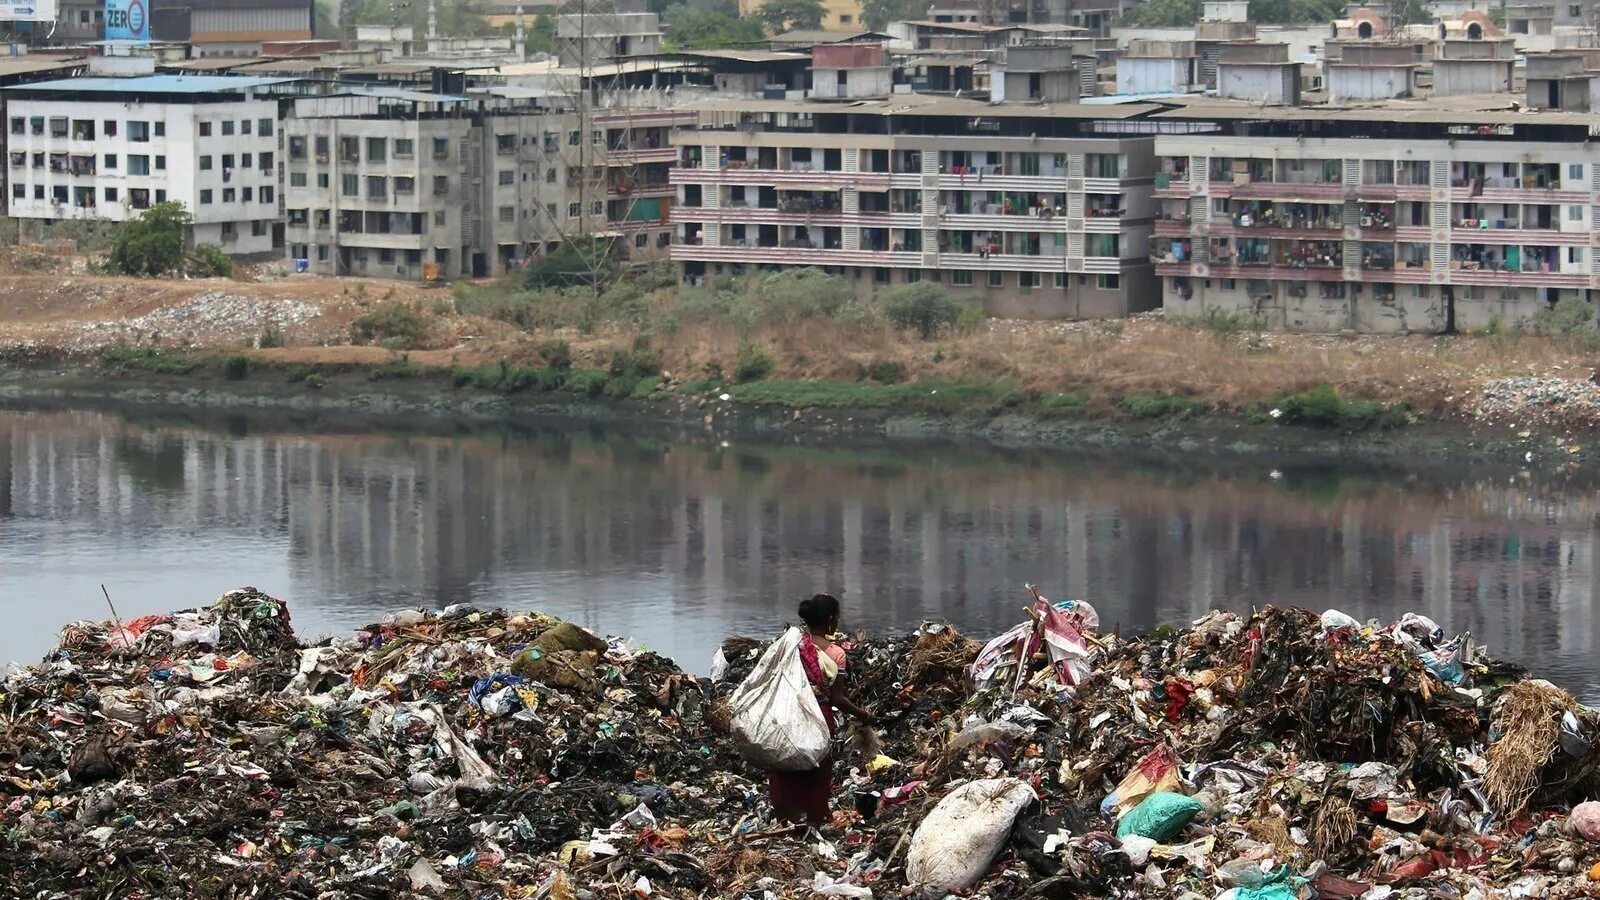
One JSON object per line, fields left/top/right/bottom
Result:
{"left": 551, "top": 0, "right": 648, "bottom": 281}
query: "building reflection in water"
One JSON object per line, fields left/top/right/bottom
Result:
{"left": 0, "top": 408, "right": 1597, "bottom": 700}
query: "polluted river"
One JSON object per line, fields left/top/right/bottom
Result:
{"left": 10, "top": 403, "right": 1600, "bottom": 898}
{"left": 3, "top": 403, "right": 1600, "bottom": 701}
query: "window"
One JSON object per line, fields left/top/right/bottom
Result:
{"left": 394, "top": 139, "right": 414, "bottom": 158}
{"left": 435, "top": 210, "right": 447, "bottom": 226}
{"left": 988, "top": 271, "right": 1004, "bottom": 287}
{"left": 156, "top": 190, "right": 166, "bottom": 202}
{"left": 568, "top": 130, "right": 580, "bottom": 146}
{"left": 221, "top": 121, "right": 235, "bottom": 136}
{"left": 1570, "top": 164, "right": 1584, "bottom": 181}
{"left": 104, "top": 153, "right": 117, "bottom": 169}
{"left": 498, "top": 205, "right": 515, "bottom": 223}
{"left": 317, "top": 244, "right": 328, "bottom": 261}
{"left": 1054, "top": 273, "right": 1067, "bottom": 288}
{"left": 252, "top": 220, "right": 265, "bottom": 237}
{"left": 839, "top": 13, "right": 852, "bottom": 23}
{"left": 222, "top": 188, "right": 236, "bottom": 202}
{"left": 28, "top": 116, "right": 41, "bottom": 135}
{"left": 366, "top": 137, "right": 386, "bottom": 162}
{"left": 950, "top": 270, "right": 975, "bottom": 287}
{"left": 591, "top": 200, "right": 603, "bottom": 215}
{"left": 433, "top": 175, "right": 449, "bottom": 195}
{"left": 7, "top": 118, "right": 19, "bottom": 135}
{"left": 545, "top": 204, "right": 557, "bottom": 219}
{"left": 432, "top": 137, "right": 449, "bottom": 158}
{"left": 240, "top": 119, "right": 252, "bottom": 135}
{"left": 241, "top": 153, "right": 252, "bottom": 168}
{"left": 221, "top": 154, "right": 235, "bottom": 169}
{"left": 873, "top": 267, "right": 891, "bottom": 284}
{"left": 635, "top": 233, "right": 648, "bottom": 249}
{"left": 71, "top": 120, "right": 96, "bottom": 141}
{"left": 341, "top": 173, "right": 358, "bottom": 196}
{"left": 241, "top": 187, "right": 253, "bottom": 202}
{"left": 10, "top": 184, "right": 21, "bottom": 200}
{"left": 48, "top": 117, "right": 65, "bottom": 137}
{"left": 394, "top": 177, "right": 413, "bottom": 195}
{"left": 289, "top": 136, "right": 306, "bottom": 159}
{"left": 259, "top": 152, "right": 272, "bottom": 172}
{"left": 32, "top": 185, "right": 41, "bottom": 200}
{"left": 545, "top": 168, "right": 556, "bottom": 184}
{"left": 103, "top": 120, "right": 116, "bottom": 137}
{"left": 291, "top": 171, "right": 307, "bottom": 187}
{"left": 104, "top": 187, "right": 117, "bottom": 203}
{"left": 261, "top": 186, "right": 274, "bottom": 204}
{"left": 154, "top": 122, "right": 164, "bottom": 137}
{"left": 1570, "top": 205, "right": 1585, "bottom": 222}
{"left": 567, "top": 201, "right": 580, "bottom": 217}
{"left": 30, "top": 153, "right": 40, "bottom": 169}
{"left": 199, "top": 155, "right": 213, "bottom": 171}
{"left": 316, "top": 173, "right": 329, "bottom": 189}
{"left": 128, "top": 155, "right": 149, "bottom": 176}
{"left": 199, "top": 189, "right": 213, "bottom": 204}
{"left": 199, "top": 122, "right": 212, "bottom": 137}
{"left": 314, "top": 136, "right": 328, "bottom": 157}
{"left": 1096, "top": 274, "right": 1121, "bottom": 290}
{"left": 258, "top": 118, "right": 273, "bottom": 136}
{"left": 1018, "top": 153, "right": 1040, "bottom": 177}
{"left": 498, "top": 170, "right": 514, "bottom": 186}
{"left": 592, "top": 130, "right": 603, "bottom": 145}
{"left": 1019, "top": 272, "right": 1041, "bottom": 289}
{"left": 1572, "top": 4, "right": 1582, "bottom": 16}
{"left": 366, "top": 176, "right": 387, "bottom": 199}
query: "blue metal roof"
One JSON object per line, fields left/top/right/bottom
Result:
{"left": 3, "top": 75, "right": 297, "bottom": 94}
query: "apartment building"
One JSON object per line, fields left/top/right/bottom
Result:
{"left": 283, "top": 90, "right": 685, "bottom": 279}
{"left": 3, "top": 75, "right": 298, "bottom": 254}
{"left": 668, "top": 93, "right": 1157, "bottom": 318}
{"left": 1150, "top": 99, "right": 1600, "bottom": 333}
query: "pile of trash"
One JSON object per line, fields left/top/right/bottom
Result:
{"left": 6, "top": 586, "right": 1600, "bottom": 899}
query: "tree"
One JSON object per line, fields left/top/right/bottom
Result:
{"left": 1117, "top": 0, "right": 1200, "bottom": 27}
{"left": 882, "top": 283, "right": 961, "bottom": 339}
{"left": 109, "top": 202, "right": 190, "bottom": 277}
{"left": 661, "top": 8, "right": 766, "bottom": 48}
{"left": 526, "top": 12, "right": 556, "bottom": 55}
{"left": 522, "top": 236, "right": 620, "bottom": 290}
{"left": 859, "top": 0, "right": 919, "bottom": 29}
{"left": 756, "top": 0, "right": 826, "bottom": 31}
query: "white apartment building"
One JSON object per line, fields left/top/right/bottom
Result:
{"left": 2, "top": 75, "right": 299, "bottom": 255}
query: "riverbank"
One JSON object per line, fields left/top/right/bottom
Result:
{"left": 3, "top": 270, "right": 1600, "bottom": 467}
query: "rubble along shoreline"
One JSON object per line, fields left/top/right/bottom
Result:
{"left": 6, "top": 588, "right": 1600, "bottom": 899}
{"left": 0, "top": 363, "right": 1578, "bottom": 472}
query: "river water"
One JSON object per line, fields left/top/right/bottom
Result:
{"left": 3, "top": 405, "right": 1600, "bottom": 701}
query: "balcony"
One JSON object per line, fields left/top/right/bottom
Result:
{"left": 669, "top": 167, "right": 890, "bottom": 190}
{"left": 671, "top": 244, "right": 921, "bottom": 267}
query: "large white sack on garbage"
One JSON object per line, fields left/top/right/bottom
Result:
{"left": 728, "top": 627, "right": 832, "bottom": 771}
{"left": 906, "top": 778, "right": 1038, "bottom": 891}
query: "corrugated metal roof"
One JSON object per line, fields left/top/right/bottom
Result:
{"left": 3, "top": 74, "right": 297, "bottom": 93}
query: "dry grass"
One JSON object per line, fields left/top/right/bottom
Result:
{"left": 1310, "top": 793, "right": 1359, "bottom": 861}
{"left": 703, "top": 843, "right": 801, "bottom": 883}
{"left": 1485, "top": 680, "right": 1578, "bottom": 817}
{"left": 906, "top": 628, "right": 981, "bottom": 689}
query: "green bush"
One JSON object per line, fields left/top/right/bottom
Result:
{"left": 1182, "top": 307, "right": 1263, "bottom": 337}
{"left": 609, "top": 343, "right": 662, "bottom": 381}
{"left": 1270, "top": 384, "right": 1406, "bottom": 430}
{"left": 304, "top": 373, "right": 327, "bottom": 390}
{"left": 102, "top": 346, "right": 198, "bottom": 375}
{"left": 350, "top": 302, "right": 427, "bottom": 349}
{"left": 733, "top": 345, "right": 774, "bottom": 383}
{"left": 1040, "top": 390, "right": 1090, "bottom": 409}
{"left": 257, "top": 324, "right": 285, "bottom": 349}
{"left": 1119, "top": 394, "right": 1202, "bottom": 418}
{"left": 1537, "top": 296, "right": 1597, "bottom": 336}
{"left": 285, "top": 365, "right": 312, "bottom": 383}
{"left": 185, "top": 244, "right": 233, "bottom": 278}
{"left": 220, "top": 354, "right": 249, "bottom": 381}
{"left": 564, "top": 368, "right": 609, "bottom": 396}
{"left": 521, "top": 237, "right": 620, "bottom": 290}
{"left": 108, "top": 202, "right": 191, "bottom": 276}
{"left": 367, "top": 355, "right": 421, "bottom": 380}
{"left": 882, "top": 283, "right": 961, "bottom": 339}
{"left": 866, "top": 360, "right": 902, "bottom": 384}
{"left": 956, "top": 304, "right": 987, "bottom": 335}
{"left": 538, "top": 339, "right": 573, "bottom": 370}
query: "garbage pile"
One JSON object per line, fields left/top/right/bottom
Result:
{"left": 6, "top": 587, "right": 1600, "bottom": 900}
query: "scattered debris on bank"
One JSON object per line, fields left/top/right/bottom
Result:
{"left": 1474, "top": 376, "right": 1600, "bottom": 429}
{"left": 4, "top": 588, "right": 1600, "bottom": 898}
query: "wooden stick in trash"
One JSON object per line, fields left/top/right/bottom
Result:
{"left": 101, "top": 584, "right": 125, "bottom": 635}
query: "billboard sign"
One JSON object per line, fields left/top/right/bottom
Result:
{"left": 105, "top": 0, "right": 148, "bottom": 42}
{"left": 0, "top": 0, "right": 58, "bottom": 22}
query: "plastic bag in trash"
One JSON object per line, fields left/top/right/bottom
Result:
{"left": 1115, "top": 791, "right": 1202, "bottom": 842}
{"left": 1101, "top": 747, "right": 1180, "bottom": 816}
{"left": 1320, "top": 609, "right": 1361, "bottom": 631}
{"left": 906, "top": 778, "right": 1038, "bottom": 891}
{"left": 1347, "top": 762, "right": 1400, "bottom": 800}
{"left": 812, "top": 872, "right": 874, "bottom": 898}
{"left": 727, "top": 627, "right": 831, "bottom": 772}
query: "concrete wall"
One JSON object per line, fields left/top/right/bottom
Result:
{"left": 1116, "top": 57, "right": 1192, "bottom": 94}
{"left": 1326, "top": 65, "right": 1414, "bottom": 100}
{"left": 1217, "top": 64, "right": 1294, "bottom": 103}
{"left": 1434, "top": 59, "right": 1514, "bottom": 95}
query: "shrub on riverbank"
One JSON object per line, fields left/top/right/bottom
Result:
{"left": 1264, "top": 384, "right": 1408, "bottom": 430}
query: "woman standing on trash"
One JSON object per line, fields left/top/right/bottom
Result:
{"left": 769, "top": 593, "right": 875, "bottom": 827}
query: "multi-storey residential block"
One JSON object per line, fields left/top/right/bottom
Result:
{"left": 668, "top": 94, "right": 1157, "bottom": 318}
{"left": 1150, "top": 99, "right": 1600, "bottom": 332}
{"left": 3, "top": 75, "right": 298, "bottom": 254}
{"left": 283, "top": 89, "right": 686, "bottom": 279}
